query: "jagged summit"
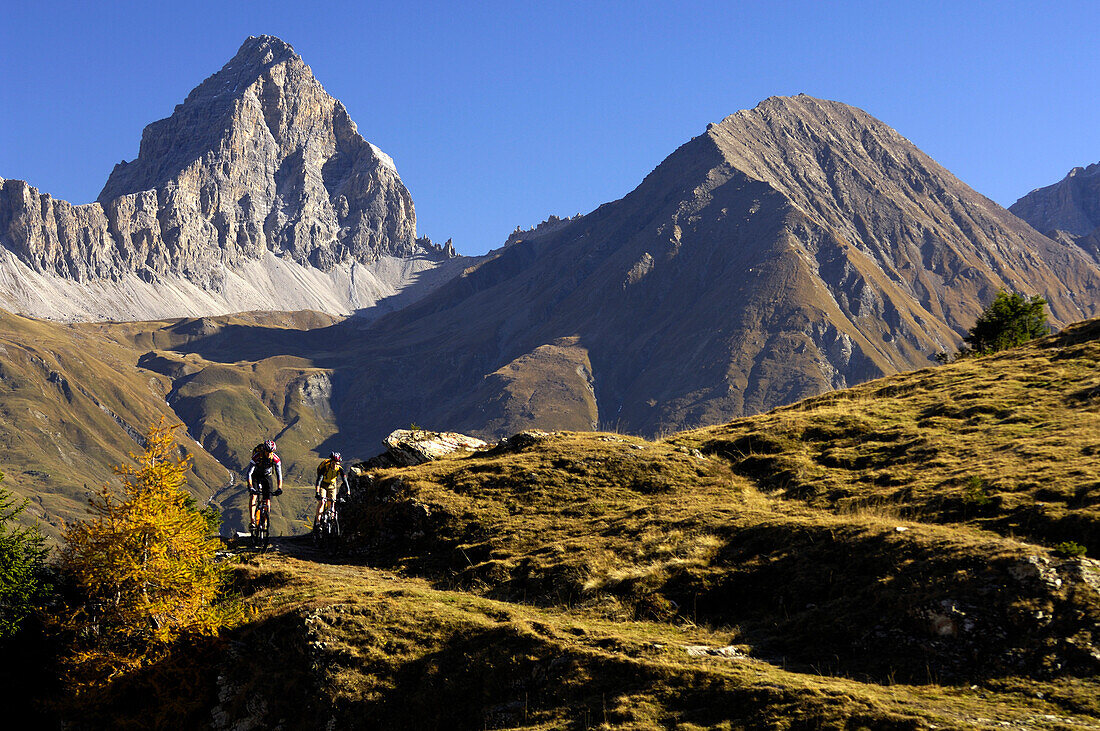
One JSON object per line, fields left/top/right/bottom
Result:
{"left": 89, "top": 31, "right": 421, "bottom": 269}
{"left": 235, "top": 34, "right": 299, "bottom": 64}
{"left": 99, "top": 34, "right": 326, "bottom": 200}
{"left": 196, "top": 34, "right": 301, "bottom": 96}
{"left": 0, "top": 36, "right": 463, "bottom": 321}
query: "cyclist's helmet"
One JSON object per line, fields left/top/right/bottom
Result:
{"left": 264, "top": 439, "right": 276, "bottom": 453}
{"left": 329, "top": 451, "right": 342, "bottom": 462}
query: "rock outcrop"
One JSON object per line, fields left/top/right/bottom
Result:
{"left": 0, "top": 36, "right": 461, "bottom": 321}
{"left": 1011, "top": 162, "right": 1100, "bottom": 237}
{"left": 362, "top": 429, "right": 490, "bottom": 468}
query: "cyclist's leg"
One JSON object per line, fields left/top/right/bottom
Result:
{"left": 321, "top": 488, "right": 334, "bottom": 527}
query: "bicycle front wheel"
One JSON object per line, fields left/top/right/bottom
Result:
{"left": 255, "top": 508, "right": 270, "bottom": 547}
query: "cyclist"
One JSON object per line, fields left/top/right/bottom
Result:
{"left": 247, "top": 439, "right": 283, "bottom": 533}
{"left": 313, "top": 451, "right": 351, "bottom": 533}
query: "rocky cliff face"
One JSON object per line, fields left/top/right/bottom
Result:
{"left": 1011, "top": 162, "right": 1100, "bottom": 237}
{"left": 1010, "top": 162, "right": 1100, "bottom": 264}
{"left": 332, "top": 95, "right": 1100, "bottom": 443}
{"left": 0, "top": 36, "right": 457, "bottom": 321}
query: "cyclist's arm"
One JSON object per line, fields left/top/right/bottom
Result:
{"left": 315, "top": 464, "right": 323, "bottom": 491}
{"left": 274, "top": 458, "right": 283, "bottom": 489}
{"left": 245, "top": 460, "right": 256, "bottom": 488}
{"left": 340, "top": 470, "right": 351, "bottom": 499}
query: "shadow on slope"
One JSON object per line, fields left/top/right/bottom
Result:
{"left": 44, "top": 551, "right": 1099, "bottom": 730}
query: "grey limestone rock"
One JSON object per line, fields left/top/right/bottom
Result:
{"left": 0, "top": 35, "right": 441, "bottom": 294}
{"left": 379, "top": 429, "right": 489, "bottom": 466}
{"left": 1011, "top": 162, "right": 1100, "bottom": 238}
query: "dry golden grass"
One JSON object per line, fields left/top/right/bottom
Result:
{"left": 32, "top": 318, "right": 1100, "bottom": 728}
{"left": 0, "top": 308, "right": 349, "bottom": 538}
{"left": 310, "top": 320, "right": 1100, "bottom": 724}
{"left": 193, "top": 552, "right": 1100, "bottom": 729}
{"left": 670, "top": 318, "right": 1100, "bottom": 553}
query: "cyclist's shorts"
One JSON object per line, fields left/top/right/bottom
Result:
{"left": 318, "top": 483, "right": 338, "bottom": 502}
{"left": 251, "top": 474, "right": 275, "bottom": 499}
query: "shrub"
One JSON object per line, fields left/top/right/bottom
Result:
{"left": 961, "top": 475, "right": 992, "bottom": 507}
{"left": 1053, "top": 541, "right": 1087, "bottom": 558}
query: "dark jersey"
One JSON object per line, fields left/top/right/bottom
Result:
{"left": 246, "top": 449, "right": 282, "bottom": 483}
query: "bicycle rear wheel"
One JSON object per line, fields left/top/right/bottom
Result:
{"left": 318, "top": 512, "right": 338, "bottom": 552}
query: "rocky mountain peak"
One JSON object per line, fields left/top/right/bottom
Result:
{"left": 703, "top": 94, "right": 928, "bottom": 213}
{"left": 90, "top": 32, "right": 421, "bottom": 271}
{"left": 234, "top": 34, "right": 298, "bottom": 66}
{"left": 0, "top": 35, "right": 462, "bottom": 321}
{"left": 690, "top": 94, "right": 1097, "bottom": 324}
{"left": 339, "top": 94, "right": 1098, "bottom": 443}
{"left": 98, "top": 34, "right": 375, "bottom": 205}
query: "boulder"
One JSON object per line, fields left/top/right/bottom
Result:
{"left": 369, "top": 429, "right": 488, "bottom": 467}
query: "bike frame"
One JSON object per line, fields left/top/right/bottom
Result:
{"left": 314, "top": 500, "right": 341, "bottom": 549}
{"left": 253, "top": 498, "right": 272, "bottom": 547}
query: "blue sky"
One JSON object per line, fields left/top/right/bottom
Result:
{"left": 1, "top": 1, "right": 1097, "bottom": 256}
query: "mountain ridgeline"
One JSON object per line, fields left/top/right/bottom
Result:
{"left": 0, "top": 37, "right": 1099, "bottom": 538}
{"left": 1011, "top": 161, "right": 1100, "bottom": 265}
{"left": 332, "top": 95, "right": 1100, "bottom": 444}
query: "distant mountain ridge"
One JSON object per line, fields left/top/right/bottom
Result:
{"left": 1011, "top": 161, "right": 1100, "bottom": 265}
{"left": 0, "top": 35, "right": 465, "bottom": 322}
{"left": 3, "top": 92, "right": 1100, "bottom": 541}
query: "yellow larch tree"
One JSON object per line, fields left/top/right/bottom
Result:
{"left": 57, "top": 420, "right": 234, "bottom": 688}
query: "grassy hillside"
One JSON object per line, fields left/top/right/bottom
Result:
{"left": 51, "top": 550, "right": 1098, "bottom": 730}
{"left": 670, "top": 317, "right": 1100, "bottom": 553}
{"left": 344, "top": 436, "right": 1098, "bottom": 683}
{"left": 25, "top": 317, "right": 1100, "bottom": 729}
{"left": 0, "top": 309, "right": 342, "bottom": 538}
{"left": 0, "top": 311, "right": 231, "bottom": 538}
{"left": 309, "top": 320, "right": 1096, "bottom": 723}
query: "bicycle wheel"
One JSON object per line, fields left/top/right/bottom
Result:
{"left": 254, "top": 506, "right": 269, "bottom": 548}
{"left": 314, "top": 511, "right": 331, "bottom": 551}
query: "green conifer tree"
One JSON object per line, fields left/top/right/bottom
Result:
{"left": 0, "top": 470, "right": 47, "bottom": 639}
{"left": 961, "top": 291, "right": 1049, "bottom": 356}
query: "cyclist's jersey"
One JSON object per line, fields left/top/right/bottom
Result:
{"left": 316, "top": 459, "right": 351, "bottom": 503}
{"left": 247, "top": 449, "right": 282, "bottom": 483}
{"left": 316, "top": 458, "right": 348, "bottom": 489}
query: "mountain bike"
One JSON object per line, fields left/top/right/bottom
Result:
{"left": 313, "top": 497, "right": 343, "bottom": 552}
{"left": 251, "top": 487, "right": 282, "bottom": 549}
